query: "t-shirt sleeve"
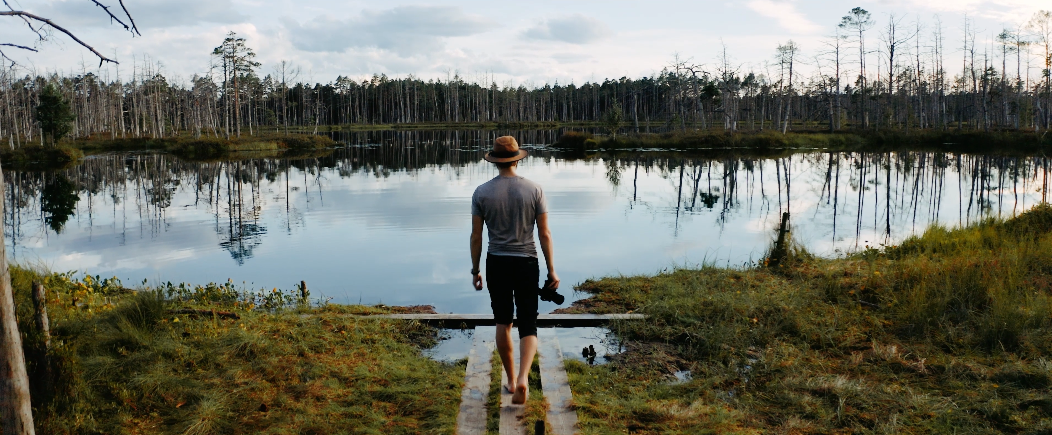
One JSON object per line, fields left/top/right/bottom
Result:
{"left": 535, "top": 186, "right": 548, "bottom": 215}
{"left": 471, "top": 189, "right": 483, "bottom": 216}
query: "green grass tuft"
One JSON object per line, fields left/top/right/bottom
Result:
{"left": 565, "top": 204, "right": 1052, "bottom": 433}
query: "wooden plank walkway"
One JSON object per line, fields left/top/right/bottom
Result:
{"left": 457, "top": 327, "right": 581, "bottom": 435}
{"left": 378, "top": 313, "right": 644, "bottom": 328}
{"left": 500, "top": 362, "right": 527, "bottom": 435}
{"left": 538, "top": 329, "right": 578, "bottom": 435}
{"left": 456, "top": 326, "right": 495, "bottom": 435}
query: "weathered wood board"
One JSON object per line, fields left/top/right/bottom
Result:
{"left": 456, "top": 326, "right": 495, "bottom": 435}
{"left": 538, "top": 329, "right": 579, "bottom": 435}
{"left": 376, "top": 313, "right": 645, "bottom": 328}
{"left": 500, "top": 365, "right": 527, "bottom": 435}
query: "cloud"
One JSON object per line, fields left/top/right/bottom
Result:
{"left": 27, "top": 0, "right": 247, "bottom": 29}
{"left": 524, "top": 15, "right": 611, "bottom": 44}
{"left": 745, "top": 0, "right": 821, "bottom": 34}
{"left": 893, "top": 0, "right": 1049, "bottom": 22}
{"left": 284, "top": 6, "right": 493, "bottom": 56}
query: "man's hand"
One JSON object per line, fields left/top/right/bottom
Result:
{"left": 473, "top": 273, "right": 484, "bottom": 290}
{"left": 544, "top": 272, "right": 560, "bottom": 291}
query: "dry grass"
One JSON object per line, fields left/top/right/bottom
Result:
{"left": 566, "top": 204, "right": 1052, "bottom": 433}
{"left": 5, "top": 271, "right": 463, "bottom": 434}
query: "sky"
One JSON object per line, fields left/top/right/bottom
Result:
{"left": 1, "top": 0, "right": 1049, "bottom": 86}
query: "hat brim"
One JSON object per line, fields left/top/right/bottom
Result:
{"left": 483, "top": 150, "right": 528, "bottom": 163}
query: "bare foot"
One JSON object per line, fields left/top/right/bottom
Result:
{"left": 512, "top": 382, "right": 528, "bottom": 404}
{"left": 503, "top": 384, "right": 516, "bottom": 394}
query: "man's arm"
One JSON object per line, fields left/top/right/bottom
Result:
{"left": 536, "top": 212, "right": 559, "bottom": 290}
{"left": 471, "top": 215, "right": 484, "bottom": 290}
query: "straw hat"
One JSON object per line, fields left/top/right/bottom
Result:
{"left": 483, "top": 136, "right": 528, "bottom": 163}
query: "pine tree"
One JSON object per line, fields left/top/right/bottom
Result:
{"left": 35, "top": 84, "right": 75, "bottom": 147}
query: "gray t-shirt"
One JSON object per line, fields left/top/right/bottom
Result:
{"left": 471, "top": 175, "right": 548, "bottom": 258}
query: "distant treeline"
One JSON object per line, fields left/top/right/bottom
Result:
{"left": 1, "top": 9, "right": 1051, "bottom": 146}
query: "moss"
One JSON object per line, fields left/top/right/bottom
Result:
{"left": 0, "top": 145, "right": 83, "bottom": 170}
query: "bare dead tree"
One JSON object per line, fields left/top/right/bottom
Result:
{"left": 841, "top": 7, "right": 875, "bottom": 128}
{"left": 881, "top": 14, "right": 914, "bottom": 129}
{"left": 0, "top": 164, "right": 34, "bottom": 435}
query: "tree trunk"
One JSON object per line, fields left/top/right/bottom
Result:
{"left": 0, "top": 164, "right": 36, "bottom": 435}
{"left": 30, "top": 282, "right": 48, "bottom": 350}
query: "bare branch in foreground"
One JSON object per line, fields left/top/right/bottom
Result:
{"left": 117, "top": 0, "right": 141, "bottom": 36}
{"left": 89, "top": 0, "right": 133, "bottom": 33}
{"left": 0, "top": 11, "right": 118, "bottom": 66}
{"left": 3, "top": 0, "right": 46, "bottom": 40}
{"left": 0, "top": 43, "right": 38, "bottom": 52}
{"left": 0, "top": 43, "right": 38, "bottom": 65}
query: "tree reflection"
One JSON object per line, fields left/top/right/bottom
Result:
{"left": 40, "top": 175, "right": 78, "bottom": 233}
{"left": 1, "top": 130, "right": 1050, "bottom": 264}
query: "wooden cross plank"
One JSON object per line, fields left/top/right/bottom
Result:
{"left": 456, "top": 326, "right": 495, "bottom": 435}
{"left": 538, "top": 329, "right": 579, "bottom": 435}
{"left": 377, "top": 313, "right": 644, "bottom": 328}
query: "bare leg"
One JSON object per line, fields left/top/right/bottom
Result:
{"left": 495, "top": 324, "right": 516, "bottom": 393}
{"left": 513, "top": 334, "right": 538, "bottom": 404}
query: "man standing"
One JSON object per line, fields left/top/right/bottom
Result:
{"left": 470, "top": 135, "right": 559, "bottom": 405}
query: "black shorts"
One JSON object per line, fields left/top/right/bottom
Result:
{"left": 486, "top": 254, "right": 539, "bottom": 338}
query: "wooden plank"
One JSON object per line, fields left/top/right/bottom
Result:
{"left": 538, "top": 329, "right": 578, "bottom": 435}
{"left": 376, "top": 313, "right": 645, "bottom": 328}
{"left": 500, "top": 364, "right": 527, "bottom": 435}
{"left": 456, "top": 326, "right": 495, "bottom": 435}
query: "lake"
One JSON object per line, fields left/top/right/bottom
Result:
{"left": 4, "top": 130, "right": 1048, "bottom": 314}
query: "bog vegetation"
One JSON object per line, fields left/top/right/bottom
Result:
{"left": 561, "top": 204, "right": 1052, "bottom": 433}
{"left": 2, "top": 268, "right": 462, "bottom": 434}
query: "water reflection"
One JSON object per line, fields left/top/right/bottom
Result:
{"left": 40, "top": 174, "right": 79, "bottom": 233}
{"left": 3, "top": 137, "right": 1048, "bottom": 312}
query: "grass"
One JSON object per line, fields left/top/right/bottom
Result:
{"left": 563, "top": 204, "right": 1052, "bottom": 434}
{"left": 73, "top": 133, "right": 337, "bottom": 158}
{"left": 2, "top": 132, "right": 337, "bottom": 169}
{"left": 0, "top": 145, "right": 84, "bottom": 170}
{"left": 4, "top": 270, "right": 464, "bottom": 434}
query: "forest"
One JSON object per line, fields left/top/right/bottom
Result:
{"left": 0, "top": 8, "right": 1050, "bottom": 147}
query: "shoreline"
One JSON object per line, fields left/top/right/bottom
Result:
{"left": 1, "top": 128, "right": 1048, "bottom": 171}
{"left": 559, "top": 204, "right": 1052, "bottom": 432}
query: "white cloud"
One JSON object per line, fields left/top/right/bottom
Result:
{"left": 746, "top": 0, "right": 822, "bottom": 34}
{"left": 284, "top": 6, "right": 494, "bottom": 56}
{"left": 524, "top": 15, "right": 611, "bottom": 44}
{"left": 891, "top": 0, "right": 1050, "bottom": 22}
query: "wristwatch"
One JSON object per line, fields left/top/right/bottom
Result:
{"left": 470, "top": 269, "right": 480, "bottom": 275}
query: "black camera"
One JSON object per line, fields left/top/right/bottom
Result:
{"left": 539, "top": 278, "right": 564, "bottom": 305}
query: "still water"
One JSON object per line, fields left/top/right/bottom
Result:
{"left": 4, "top": 132, "right": 1049, "bottom": 314}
